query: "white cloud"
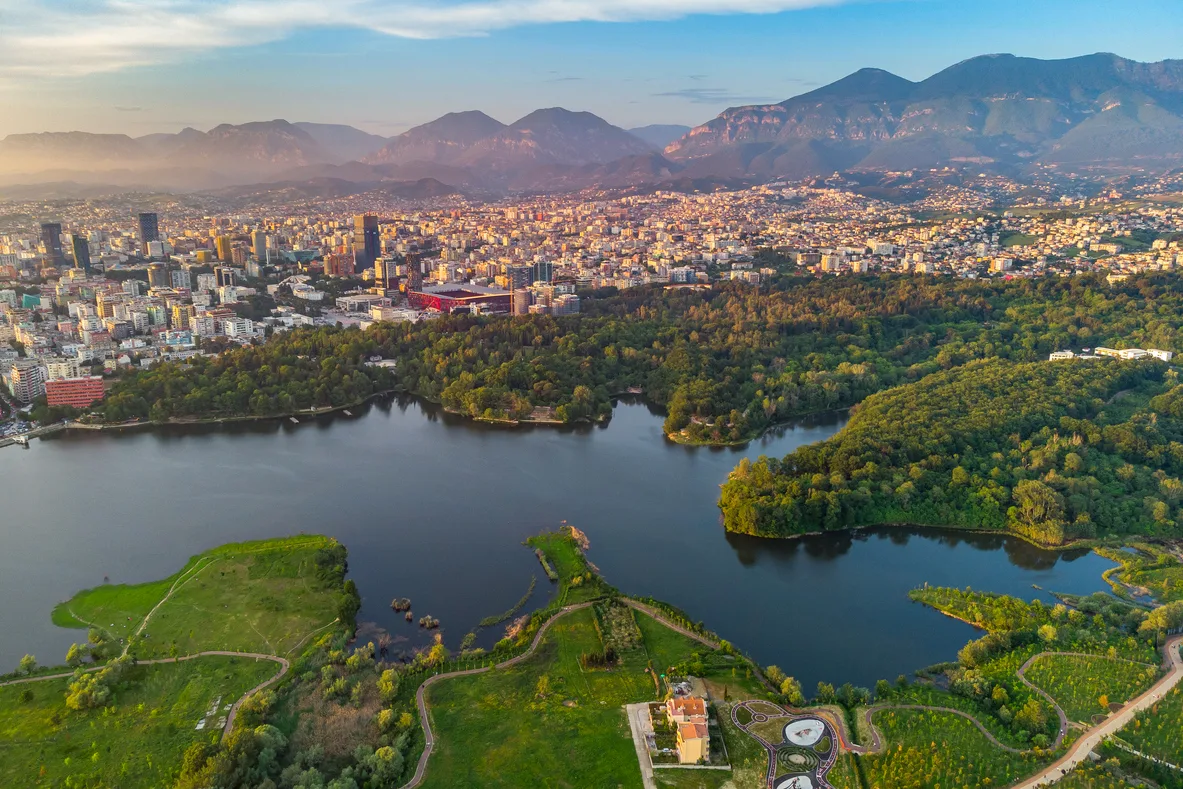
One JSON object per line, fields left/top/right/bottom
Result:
{"left": 0, "top": 0, "right": 850, "bottom": 79}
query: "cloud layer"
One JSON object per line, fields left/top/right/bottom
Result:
{"left": 0, "top": 0, "right": 847, "bottom": 79}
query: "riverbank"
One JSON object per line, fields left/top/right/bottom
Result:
{"left": 666, "top": 405, "right": 853, "bottom": 447}
{"left": 0, "top": 389, "right": 401, "bottom": 449}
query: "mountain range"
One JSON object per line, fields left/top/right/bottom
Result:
{"left": 1, "top": 53, "right": 1181, "bottom": 197}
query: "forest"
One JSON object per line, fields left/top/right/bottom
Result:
{"left": 94, "top": 272, "right": 1183, "bottom": 442}
{"left": 719, "top": 358, "right": 1183, "bottom": 544}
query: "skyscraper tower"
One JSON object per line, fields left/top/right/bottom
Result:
{"left": 251, "top": 230, "right": 268, "bottom": 262}
{"left": 353, "top": 215, "right": 380, "bottom": 271}
{"left": 70, "top": 234, "right": 91, "bottom": 272}
{"left": 138, "top": 212, "right": 160, "bottom": 256}
{"left": 215, "top": 235, "right": 233, "bottom": 263}
{"left": 40, "top": 222, "right": 65, "bottom": 268}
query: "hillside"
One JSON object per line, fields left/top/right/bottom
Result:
{"left": 719, "top": 358, "right": 1181, "bottom": 545}
{"left": 666, "top": 53, "right": 1183, "bottom": 176}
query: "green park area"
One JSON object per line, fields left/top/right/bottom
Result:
{"left": 4, "top": 524, "right": 1183, "bottom": 789}
{"left": 52, "top": 536, "right": 347, "bottom": 660}
{"left": 1118, "top": 683, "right": 1183, "bottom": 768}
{"left": 1023, "top": 653, "right": 1159, "bottom": 723}
{"left": 0, "top": 656, "right": 277, "bottom": 789}
{"left": 862, "top": 707, "right": 1044, "bottom": 788}
{"left": 419, "top": 528, "right": 769, "bottom": 789}
{"left": 1097, "top": 543, "right": 1183, "bottom": 604}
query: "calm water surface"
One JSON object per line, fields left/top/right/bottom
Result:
{"left": 0, "top": 397, "right": 1114, "bottom": 690}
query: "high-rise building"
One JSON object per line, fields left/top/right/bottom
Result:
{"left": 40, "top": 223, "right": 65, "bottom": 268}
{"left": 251, "top": 230, "right": 268, "bottom": 262}
{"left": 138, "top": 213, "right": 160, "bottom": 256}
{"left": 9, "top": 360, "right": 46, "bottom": 403}
{"left": 507, "top": 264, "right": 532, "bottom": 290}
{"left": 170, "top": 268, "right": 192, "bottom": 290}
{"left": 147, "top": 263, "right": 170, "bottom": 290}
{"left": 215, "top": 235, "right": 234, "bottom": 263}
{"left": 70, "top": 234, "right": 91, "bottom": 272}
{"left": 532, "top": 260, "right": 554, "bottom": 284}
{"left": 215, "top": 266, "right": 237, "bottom": 288}
{"left": 353, "top": 215, "right": 380, "bottom": 271}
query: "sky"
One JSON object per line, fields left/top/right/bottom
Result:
{"left": 0, "top": 0, "right": 1180, "bottom": 138}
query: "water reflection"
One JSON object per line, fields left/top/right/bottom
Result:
{"left": 0, "top": 398, "right": 1114, "bottom": 690}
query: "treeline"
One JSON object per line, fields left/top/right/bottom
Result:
{"left": 720, "top": 358, "right": 1183, "bottom": 544}
{"left": 98, "top": 327, "right": 395, "bottom": 422}
{"left": 97, "top": 272, "right": 1183, "bottom": 441}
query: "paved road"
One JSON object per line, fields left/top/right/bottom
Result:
{"left": 0, "top": 651, "right": 288, "bottom": 742}
{"left": 1010, "top": 635, "right": 1182, "bottom": 789}
{"left": 625, "top": 702, "right": 659, "bottom": 789}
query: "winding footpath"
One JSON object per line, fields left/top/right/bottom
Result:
{"left": 1010, "top": 634, "right": 1182, "bottom": 789}
{"left": 398, "top": 598, "right": 719, "bottom": 789}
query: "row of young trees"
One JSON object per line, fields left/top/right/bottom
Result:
{"left": 94, "top": 272, "right": 1183, "bottom": 441}
{"left": 720, "top": 357, "right": 1183, "bottom": 544}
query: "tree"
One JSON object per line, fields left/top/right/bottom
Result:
{"left": 18, "top": 654, "right": 36, "bottom": 676}
{"left": 1098, "top": 694, "right": 1109, "bottom": 711}
{"left": 765, "top": 665, "right": 786, "bottom": 688}
{"left": 815, "top": 682, "right": 836, "bottom": 703}
{"left": 534, "top": 675, "right": 551, "bottom": 699}
{"left": 780, "top": 677, "right": 805, "bottom": 706}
{"left": 1014, "top": 698, "right": 1048, "bottom": 734}
{"left": 1038, "top": 624, "right": 1058, "bottom": 643}
{"left": 1010, "top": 480, "right": 1068, "bottom": 546}
{"left": 377, "top": 669, "right": 400, "bottom": 703}
{"left": 65, "top": 644, "right": 83, "bottom": 668}
{"left": 874, "top": 679, "right": 892, "bottom": 700}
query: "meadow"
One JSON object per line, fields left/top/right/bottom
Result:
{"left": 52, "top": 536, "right": 344, "bottom": 660}
{"left": 0, "top": 655, "right": 277, "bottom": 789}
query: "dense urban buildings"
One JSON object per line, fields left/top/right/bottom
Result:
{"left": 2, "top": 167, "right": 1183, "bottom": 425}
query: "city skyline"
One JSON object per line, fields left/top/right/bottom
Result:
{"left": 0, "top": 0, "right": 1179, "bottom": 138}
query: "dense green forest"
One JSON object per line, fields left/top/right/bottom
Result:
{"left": 719, "top": 358, "right": 1183, "bottom": 544}
{"left": 96, "top": 273, "right": 1183, "bottom": 439}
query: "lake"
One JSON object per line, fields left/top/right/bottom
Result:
{"left": 0, "top": 396, "right": 1115, "bottom": 690}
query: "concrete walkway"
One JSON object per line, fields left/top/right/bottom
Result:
{"left": 625, "top": 703, "right": 658, "bottom": 789}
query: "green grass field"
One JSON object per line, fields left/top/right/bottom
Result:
{"left": 418, "top": 604, "right": 761, "bottom": 789}
{"left": 1023, "top": 654, "right": 1158, "bottom": 723}
{"left": 860, "top": 708, "right": 1048, "bottom": 789}
{"left": 0, "top": 656, "right": 278, "bottom": 789}
{"left": 53, "top": 536, "right": 342, "bottom": 660}
{"left": 1119, "top": 684, "right": 1183, "bottom": 766}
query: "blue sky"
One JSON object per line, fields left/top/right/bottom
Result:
{"left": 1, "top": 0, "right": 1180, "bottom": 137}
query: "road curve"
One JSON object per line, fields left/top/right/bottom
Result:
{"left": 0, "top": 651, "right": 288, "bottom": 742}
{"left": 399, "top": 598, "right": 719, "bottom": 789}
{"left": 400, "top": 603, "right": 593, "bottom": 789}
{"left": 1009, "top": 634, "right": 1182, "bottom": 789}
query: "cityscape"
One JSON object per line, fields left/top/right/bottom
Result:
{"left": 1, "top": 2, "right": 1183, "bottom": 788}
